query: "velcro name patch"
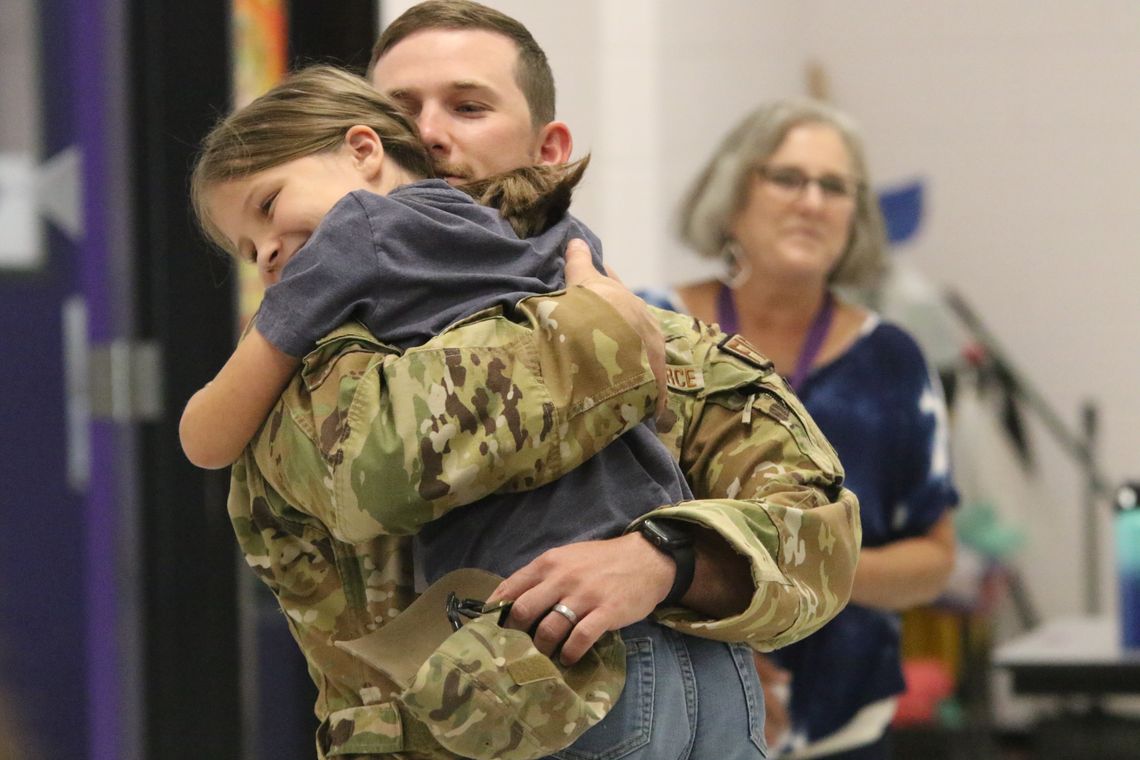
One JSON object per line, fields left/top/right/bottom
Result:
{"left": 718, "top": 334, "right": 774, "bottom": 371}
{"left": 666, "top": 365, "right": 705, "bottom": 392}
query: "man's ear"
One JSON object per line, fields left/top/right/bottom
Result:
{"left": 534, "top": 121, "right": 573, "bottom": 165}
{"left": 345, "top": 125, "right": 385, "bottom": 179}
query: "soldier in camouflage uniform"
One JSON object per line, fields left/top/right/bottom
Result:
{"left": 230, "top": 282, "right": 859, "bottom": 757}
{"left": 222, "top": 1, "right": 863, "bottom": 757}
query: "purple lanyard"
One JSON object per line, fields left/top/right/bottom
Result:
{"left": 716, "top": 283, "right": 835, "bottom": 393}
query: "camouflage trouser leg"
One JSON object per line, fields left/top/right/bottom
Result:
{"left": 547, "top": 620, "right": 768, "bottom": 760}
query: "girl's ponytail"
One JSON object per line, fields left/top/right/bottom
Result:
{"left": 459, "top": 156, "right": 589, "bottom": 238}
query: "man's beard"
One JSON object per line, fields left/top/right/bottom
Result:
{"left": 432, "top": 159, "right": 474, "bottom": 184}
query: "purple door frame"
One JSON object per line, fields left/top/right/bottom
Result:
{"left": 0, "top": 0, "right": 133, "bottom": 757}
{"left": 74, "top": 1, "right": 137, "bottom": 757}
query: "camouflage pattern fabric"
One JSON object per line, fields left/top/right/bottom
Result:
{"left": 631, "top": 306, "right": 860, "bottom": 651}
{"left": 251, "top": 286, "right": 657, "bottom": 543}
{"left": 330, "top": 568, "right": 625, "bottom": 760}
{"left": 402, "top": 610, "right": 625, "bottom": 760}
{"left": 228, "top": 287, "right": 860, "bottom": 758}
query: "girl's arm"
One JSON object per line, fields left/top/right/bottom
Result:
{"left": 179, "top": 325, "right": 300, "bottom": 469}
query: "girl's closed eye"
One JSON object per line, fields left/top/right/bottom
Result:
{"left": 259, "top": 190, "right": 279, "bottom": 216}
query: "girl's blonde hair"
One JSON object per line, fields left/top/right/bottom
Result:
{"left": 191, "top": 65, "right": 586, "bottom": 255}
{"left": 678, "top": 98, "right": 887, "bottom": 288}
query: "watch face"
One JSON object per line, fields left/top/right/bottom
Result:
{"left": 642, "top": 521, "right": 668, "bottom": 545}
{"left": 642, "top": 519, "right": 692, "bottom": 548}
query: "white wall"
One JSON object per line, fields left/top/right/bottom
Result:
{"left": 800, "top": 1, "right": 1140, "bottom": 624}
{"left": 380, "top": 0, "right": 1140, "bottom": 625}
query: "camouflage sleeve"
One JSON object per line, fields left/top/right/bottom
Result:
{"left": 629, "top": 308, "right": 862, "bottom": 652}
{"left": 250, "top": 285, "right": 657, "bottom": 543}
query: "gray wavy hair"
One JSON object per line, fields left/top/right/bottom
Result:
{"left": 678, "top": 99, "right": 887, "bottom": 288}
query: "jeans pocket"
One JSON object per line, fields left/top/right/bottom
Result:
{"left": 552, "top": 637, "right": 654, "bottom": 760}
{"left": 731, "top": 643, "right": 768, "bottom": 755}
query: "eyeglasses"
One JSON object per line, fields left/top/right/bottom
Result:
{"left": 757, "top": 165, "right": 859, "bottom": 202}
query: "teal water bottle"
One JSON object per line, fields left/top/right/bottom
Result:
{"left": 1116, "top": 482, "right": 1140, "bottom": 649}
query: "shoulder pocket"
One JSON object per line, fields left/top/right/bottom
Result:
{"left": 750, "top": 386, "right": 843, "bottom": 482}
{"left": 301, "top": 321, "right": 401, "bottom": 392}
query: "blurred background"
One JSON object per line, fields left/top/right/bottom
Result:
{"left": 1, "top": 1, "right": 1137, "bottom": 758}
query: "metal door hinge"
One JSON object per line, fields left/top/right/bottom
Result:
{"left": 63, "top": 297, "right": 164, "bottom": 491}
{"left": 87, "top": 340, "right": 164, "bottom": 422}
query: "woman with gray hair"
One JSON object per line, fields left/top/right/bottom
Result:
{"left": 651, "top": 99, "right": 959, "bottom": 759}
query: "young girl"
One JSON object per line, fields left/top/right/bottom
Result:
{"left": 182, "top": 65, "right": 589, "bottom": 466}
{"left": 179, "top": 65, "right": 693, "bottom": 588}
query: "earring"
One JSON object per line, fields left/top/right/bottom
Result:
{"left": 717, "top": 240, "right": 753, "bottom": 290}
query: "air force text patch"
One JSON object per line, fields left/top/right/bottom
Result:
{"left": 666, "top": 365, "right": 704, "bottom": 392}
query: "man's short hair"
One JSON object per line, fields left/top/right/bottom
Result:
{"left": 370, "top": 0, "right": 556, "bottom": 127}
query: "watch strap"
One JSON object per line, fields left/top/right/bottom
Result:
{"left": 639, "top": 519, "right": 695, "bottom": 606}
{"left": 662, "top": 540, "right": 695, "bottom": 606}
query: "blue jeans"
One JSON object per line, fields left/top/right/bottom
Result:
{"left": 549, "top": 619, "right": 767, "bottom": 760}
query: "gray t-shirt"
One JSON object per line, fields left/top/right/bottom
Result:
{"left": 259, "top": 180, "right": 594, "bottom": 354}
{"left": 258, "top": 180, "right": 691, "bottom": 581}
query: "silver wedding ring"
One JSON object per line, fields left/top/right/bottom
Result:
{"left": 551, "top": 602, "right": 579, "bottom": 626}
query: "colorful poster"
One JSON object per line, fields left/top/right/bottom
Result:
{"left": 232, "top": 0, "right": 287, "bottom": 323}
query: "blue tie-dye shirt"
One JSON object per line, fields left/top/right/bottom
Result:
{"left": 770, "top": 315, "right": 957, "bottom": 743}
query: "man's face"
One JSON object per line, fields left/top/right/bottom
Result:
{"left": 371, "top": 28, "right": 547, "bottom": 183}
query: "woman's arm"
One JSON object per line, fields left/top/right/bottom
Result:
{"left": 850, "top": 511, "right": 956, "bottom": 610}
{"left": 852, "top": 332, "right": 959, "bottom": 610}
{"left": 179, "top": 326, "right": 300, "bottom": 469}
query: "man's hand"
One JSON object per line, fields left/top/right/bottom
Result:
{"left": 487, "top": 532, "right": 674, "bottom": 665}
{"left": 563, "top": 239, "right": 666, "bottom": 418}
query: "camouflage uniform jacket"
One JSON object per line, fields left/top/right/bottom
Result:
{"left": 228, "top": 286, "right": 861, "bottom": 758}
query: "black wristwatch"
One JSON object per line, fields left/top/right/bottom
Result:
{"left": 638, "top": 518, "right": 695, "bottom": 606}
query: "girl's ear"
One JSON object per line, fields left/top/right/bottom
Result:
{"left": 344, "top": 125, "right": 385, "bottom": 180}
